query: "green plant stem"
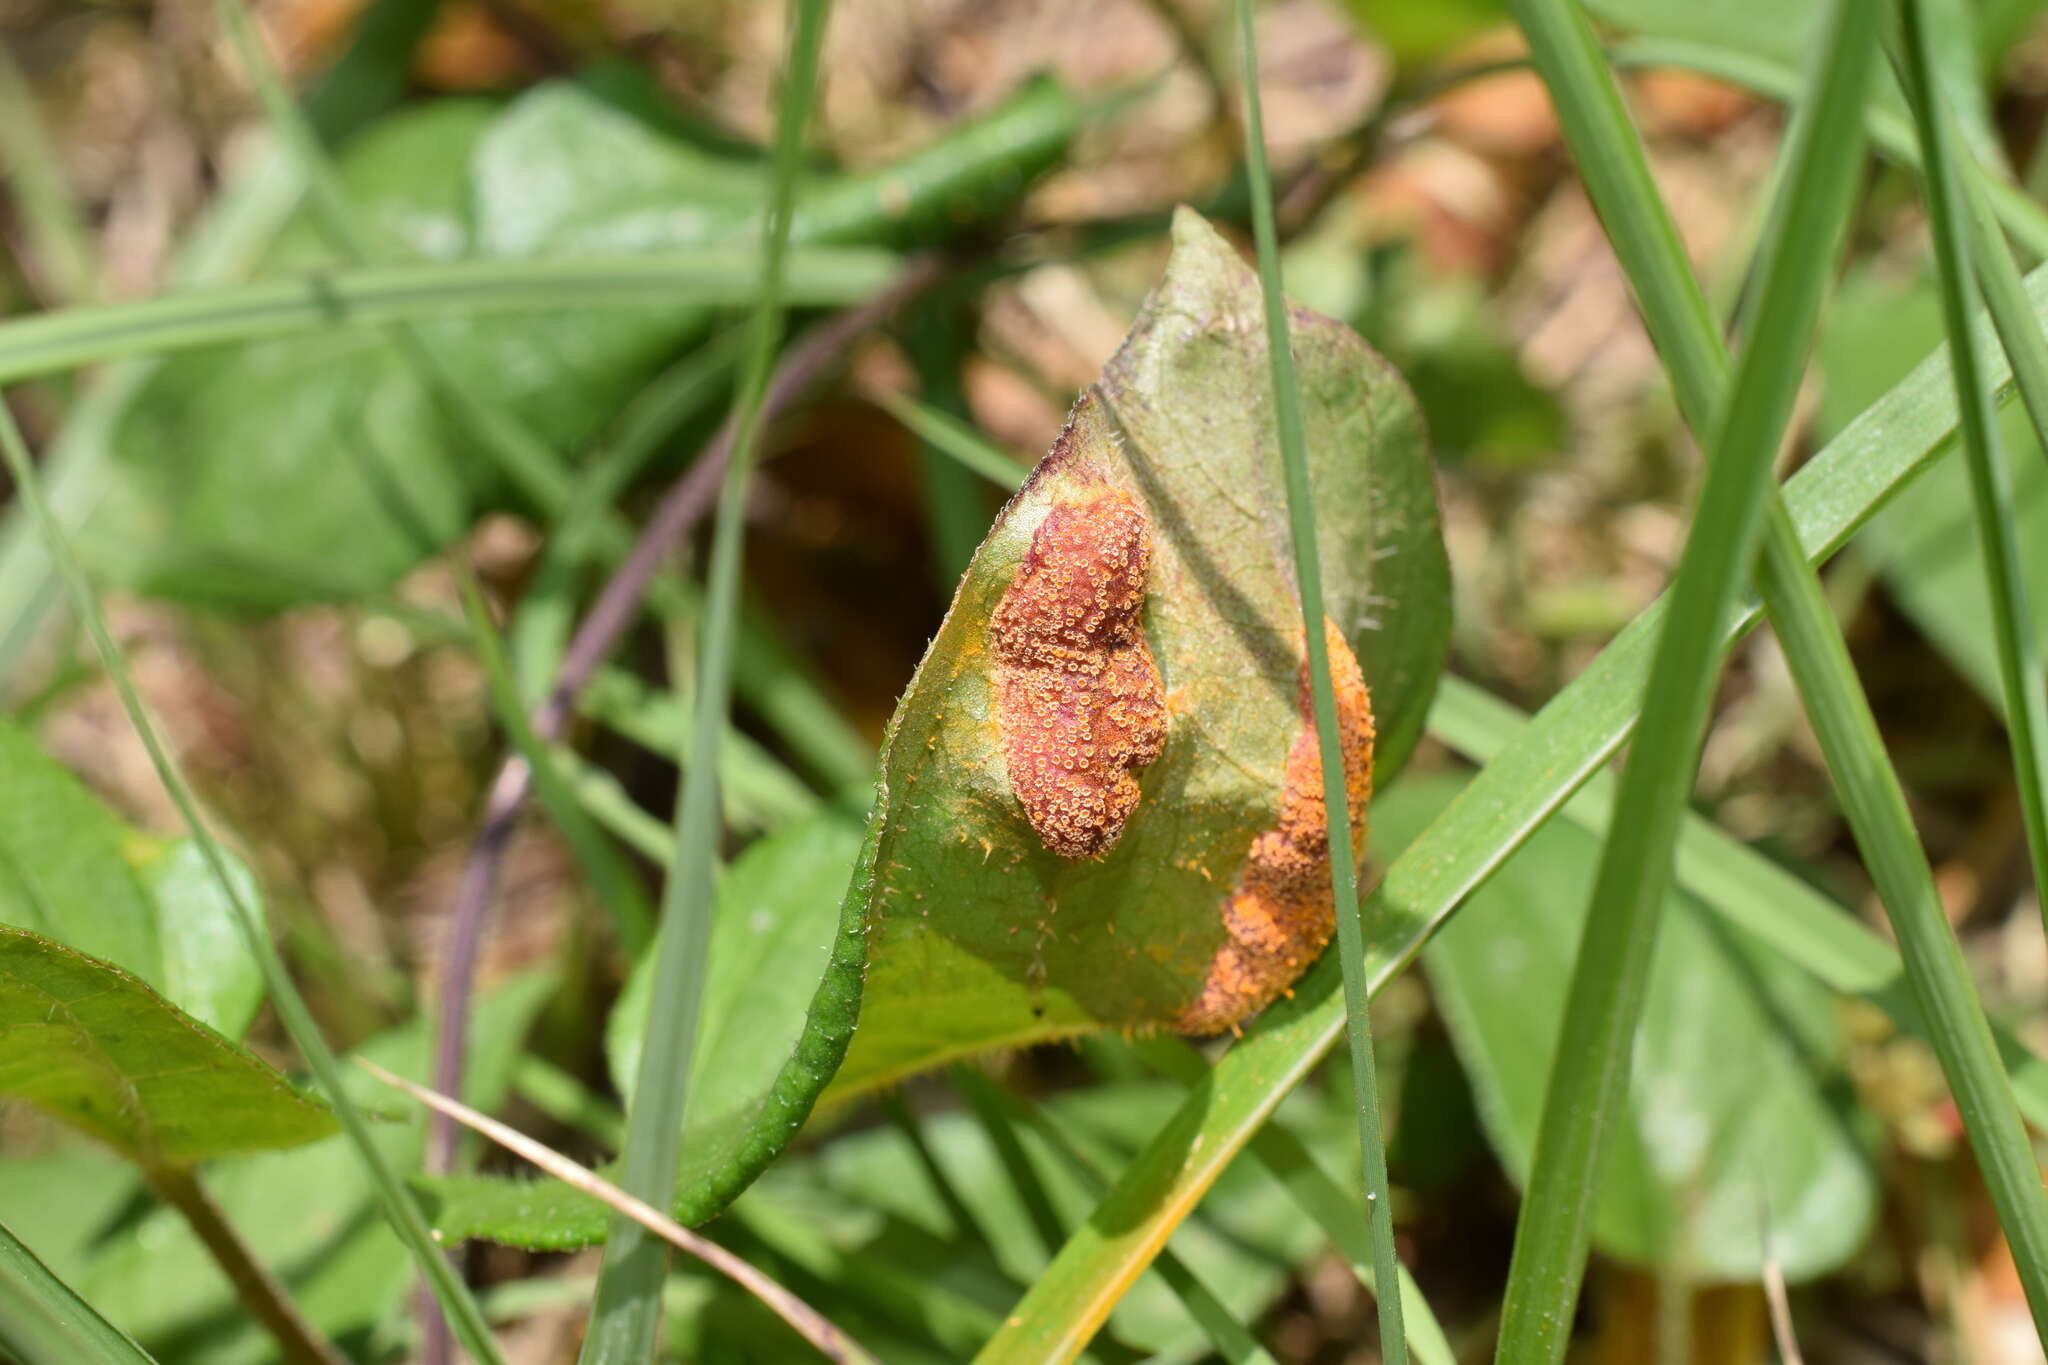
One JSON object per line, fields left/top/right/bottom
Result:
{"left": 0, "top": 402, "right": 505, "bottom": 1364}
{"left": 579, "top": 2, "right": 829, "bottom": 1359}
{"left": 1895, "top": 8, "right": 2048, "bottom": 955}
{"left": 1493, "top": 3, "right": 1878, "bottom": 1361}
{"left": 1234, "top": 4, "right": 1407, "bottom": 1361}
{"left": 144, "top": 1165, "right": 345, "bottom": 1365}
{"left": 0, "top": 1219, "right": 157, "bottom": 1365}
{"left": 0, "top": 250, "right": 892, "bottom": 385}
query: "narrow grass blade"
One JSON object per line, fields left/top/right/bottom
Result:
{"left": 1234, "top": 3, "right": 1406, "bottom": 1357}
{"left": 1606, "top": 38, "right": 2048, "bottom": 263}
{"left": 580, "top": 3, "right": 830, "bottom": 1359}
{"left": 356, "top": 1060, "right": 881, "bottom": 1365}
{"left": 1494, "top": 5, "right": 1877, "bottom": 1360}
{"left": 1125, "top": 1037, "right": 1459, "bottom": 1365}
{"left": 0, "top": 45, "right": 97, "bottom": 305}
{"left": 1895, "top": 7, "right": 2048, "bottom": 950}
{"left": 951, "top": 1069, "right": 1068, "bottom": 1260}
{"left": 0, "top": 400, "right": 506, "bottom": 1363}
{"left": 0, "top": 1219, "right": 157, "bottom": 1365}
{"left": 0, "top": 250, "right": 893, "bottom": 385}
{"left": 870, "top": 390, "right": 1032, "bottom": 492}
{"left": 457, "top": 572, "right": 655, "bottom": 953}
{"left": 953, "top": 1069, "right": 1281, "bottom": 1365}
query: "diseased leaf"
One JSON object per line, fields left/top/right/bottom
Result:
{"left": 826, "top": 207, "right": 1447, "bottom": 1097}
{"left": 1400, "top": 778, "right": 1879, "bottom": 1281}
{"left": 0, "top": 721, "right": 263, "bottom": 1037}
{"left": 421, "top": 207, "right": 1447, "bottom": 1250}
{"left": 0, "top": 927, "right": 334, "bottom": 1166}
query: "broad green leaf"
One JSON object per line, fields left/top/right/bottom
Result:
{"left": 826, "top": 207, "right": 1444, "bottom": 1097}
{"left": 0, "top": 928, "right": 333, "bottom": 1166}
{"left": 0, "top": 974, "right": 553, "bottom": 1365}
{"left": 422, "top": 811, "right": 866, "bottom": 1246}
{"left": 79, "top": 79, "right": 1080, "bottom": 610}
{"left": 1397, "top": 779, "right": 1877, "bottom": 1281}
{"left": 0, "top": 721, "right": 261, "bottom": 1037}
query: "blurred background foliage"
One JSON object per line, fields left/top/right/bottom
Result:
{"left": 5, "top": 0, "right": 2048, "bottom": 1361}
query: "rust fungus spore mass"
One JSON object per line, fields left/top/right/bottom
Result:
{"left": 1180, "top": 618, "right": 1375, "bottom": 1034}
{"left": 991, "top": 489, "right": 1168, "bottom": 858}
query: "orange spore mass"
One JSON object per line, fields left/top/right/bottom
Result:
{"left": 991, "top": 490, "right": 1167, "bottom": 858}
{"left": 1178, "top": 618, "right": 1374, "bottom": 1034}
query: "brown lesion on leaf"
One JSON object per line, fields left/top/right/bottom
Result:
{"left": 991, "top": 488, "right": 1168, "bottom": 858}
{"left": 1178, "top": 617, "right": 1375, "bottom": 1035}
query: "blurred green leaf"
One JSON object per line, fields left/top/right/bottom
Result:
{"left": 1393, "top": 778, "right": 1878, "bottom": 1281}
{"left": 422, "top": 811, "right": 865, "bottom": 1246}
{"left": 0, "top": 927, "right": 334, "bottom": 1166}
{"left": 0, "top": 722, "right": 262, "bottom": 1037}
{"left": 1342, "top": 0, "right": 1511, "bottom": 67}
{"left": 80, "top": 78, "right": 1080, "bottom": 611}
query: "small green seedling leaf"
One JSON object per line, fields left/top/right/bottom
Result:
{"left": 0, "top": 927, "right": 334, "bottom": 1166}
{"left": 0, "top": 720, "right": 262, "bottom": 1037}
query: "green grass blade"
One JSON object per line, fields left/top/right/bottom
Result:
{"left": 0, "top": 46, "right": 97, "bottom": 306}
{"left": 951, "top": 1069, "right": 1069, "bottom": 1261}
{"left": 0, "top": 397, "right": 507, "bottom": 1363}
{"left": 1895, "top": 7, "right": 2048, "bottom": 950}
{"left": 456, "top": 572, "right": 656, "bottom": 955}
{"left": 508, "top": 335, "right": 743, "bottom": 703}
{"left": 1125, "top": 1037, "right": 1460, "bottom": 1365}
{"left": 0, "top": 1219, "right": 157, "bottom": 1365}
{"left": 1494, "top": 5, "right": 1878, "bottom": 1360}
{"left": 871, "top": 390, "right": 1031, "bottom": 492}
{"left": 1607, "top": 37, "right": 2048, "bottom": 263}
{"left": 953, "top": 1068, "right": 1281, "bottom": 1365}
{"left": 579, "top": 2, "right": 830, "bottom": 1359}
{"left": 1759, "top": 496, "right": 2048, "bottom": 1338}
{"left": 0, "top": 251, "right": 893, "bottom": 385}
{"left": 1234, "top": 3, "right": 1406, "bottom": 1359}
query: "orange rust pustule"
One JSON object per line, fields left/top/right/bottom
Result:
{"left": 1179, "top": 618, "right": 1374, "bottom": 1034}
{"left": 991, "top": 490, "right": 1168, "bottom": 858}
